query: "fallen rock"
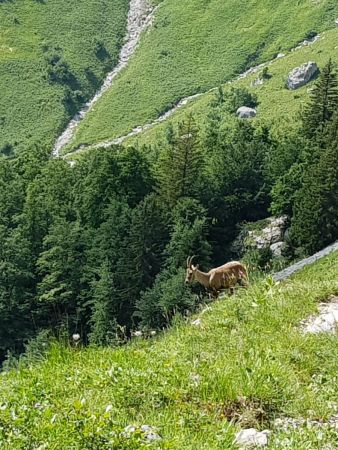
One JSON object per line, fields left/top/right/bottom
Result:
{"left": 236, "top": 106, "right": 257, "bottom": 119}
{"left": 234, "top": 428, "right": 270, "bottom": 448}
{"left": 287, "top": 61, "right": 319, "bottom": 90}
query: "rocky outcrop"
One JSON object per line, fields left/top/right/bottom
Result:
{"left": 236, "top": 106, "right": 257, "bottom": 119}
{"left": 247, "top": 216, "right": 288, "bottom": 250}
{"left": 286, "top": 61, "right": 319, "bottom": 90}
{"left": 300, "top": 296, "right": 338, "bottom": 334}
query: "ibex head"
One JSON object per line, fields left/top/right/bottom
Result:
{"left": 185, "top": 255, "right": 199, "bottom": 284}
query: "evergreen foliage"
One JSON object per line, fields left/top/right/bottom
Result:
{"left": 0, "top": 60, "right": 337, "bottom": 360}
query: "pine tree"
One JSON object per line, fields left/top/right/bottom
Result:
{"left": 290, "top": 113, "right": 338, "bottom": 254}
{"left": 302, "top": 59, "right": 338, "bottom": 140}
{"left": 156, "top": 114, "right": 205, "bottom": 207}
{"left": 89, "top": 262, "right": 118, "bottom": 346}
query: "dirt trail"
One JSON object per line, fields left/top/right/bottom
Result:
{"left": 53, "top": 0, "right": 157, "bottom": 157}
{"left": 66, "top": 35, "right": 321, "bottom": 156}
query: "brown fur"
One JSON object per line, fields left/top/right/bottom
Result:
{"left": 185, "top": 257, "right": 248, "bottom": 297}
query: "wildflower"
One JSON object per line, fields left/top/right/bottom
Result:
{"left": 34, "top": 402, "right": 42, "bottom": 409}
{"left": 105, "top": 404, "right": 113, "bottom": 413}
{"left": 189, "top": 373, "right": 201, "bottom": 385}
{"left": 72, "top": 333, "right": 80, "bottom": 342}
{"left": 191, "top": 318, "right": 201, "bottom": 326}
{"left": 51, "top": 414, "right": 57, "bottom": 424}
{"left": 150, "top": 330, "right": 157, "bottom": 336}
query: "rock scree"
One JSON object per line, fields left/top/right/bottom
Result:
{"left": 53, "top": 0, "right": 158, "bottom": 157}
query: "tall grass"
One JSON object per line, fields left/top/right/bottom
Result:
{"left": 0, "top": 252, "right": 337, "bottom": 448}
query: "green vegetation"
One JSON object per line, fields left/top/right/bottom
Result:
{"left": 1, "top": 252, "right": 338, "bottom": 449}
{"left": 127, "top": 27, "right": 338, "bottom": 148}
{"left": 0, "top": 0, "right": 129, "bottom": 153}
{"left": 1, "top": 64, "right": 338, "bottom": 365}
{"left": 67, "top": 0, "right": 338, "bottom": 151}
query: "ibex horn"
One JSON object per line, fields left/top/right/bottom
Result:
{"left": 190, "top": 255, "right": 196, "bottom": 266}
{"left": 186, "top": 256, "right": 192, "bottom": 268}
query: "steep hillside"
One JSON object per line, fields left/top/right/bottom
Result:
{"left": 1, "top": 252, "right": 337, "bottom": 449}
{"left": 0, "top": 0, "right": 129, "bottom": 154}
{"left": 66, "top": 26, "right": 338, "bottom": 154}
{"left": 65, "top": 0, "right": 338, "bottom": 151}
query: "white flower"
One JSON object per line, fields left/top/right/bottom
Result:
{"left": 72, "top": 333, "right": 80, "bottom": 342}
{"left": 105, "top": 404, "right": 113, "bottom": 413}
{"left": 189, "top": 374, "right": 201, "bottom": 385}
{"left": 34, "top": 402, "right": 42, "bottom": 409}
{"left": 191, "top": 318, "right": 201, "bottom": 326}
{"left": 51, "top": 414, "right": 57, "bottom": 424}
{"left": 150, "top": 330, "right": 157, "bottom": 336}
{"left": 124, "top": 425, "right": 136, "bottom": 434}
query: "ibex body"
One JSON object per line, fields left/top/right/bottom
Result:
{"left": 185, "top": 256, "right": 248, "bottom": 297}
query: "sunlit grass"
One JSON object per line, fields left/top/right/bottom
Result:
{"left": 0, "top": 252, "right": 337, "bottom": 448}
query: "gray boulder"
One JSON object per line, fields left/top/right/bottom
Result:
{"left": 236, "top": 106, "right": 257, "bottom": 119}
{"left": 247, "top": 216, "right": 288, "bottom": 249}
{"left": 270, "top": 241, "right": 285, "bottom": 257}
{"left": 287, "top": 61, "right": 319, "bottom": 90}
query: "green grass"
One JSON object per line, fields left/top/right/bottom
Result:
{"left": 1, "top": 252, "right": 338, "bottom": 448}
{"left": 0, "top": 0, "right": 129, "bottom": 153}
{"left": 66, "top": 0, "right": 338, "bottom": 151}
{"left": 126, "top": 27, "right": 338, "bottom": 148}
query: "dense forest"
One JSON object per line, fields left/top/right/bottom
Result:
{"left": 0, "top": 61, "right": 337, "bottom": 362}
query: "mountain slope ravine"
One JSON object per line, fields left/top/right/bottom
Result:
{"left": 52, "top": 0, "right": 157, "bottom": 157}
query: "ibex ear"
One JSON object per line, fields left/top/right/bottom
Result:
{"left": 191, "top": 264, "right": 199, "bottom": 270}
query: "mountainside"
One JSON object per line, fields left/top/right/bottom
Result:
{"left": 0, "top": 252, "right": 337, "bottom": 449}
{"left": 64, "top": 0, "right": 338, "bottom": 152}
{"left": 0, "top": 0, "right": 129, "bottom": 154}
{"left": 66, "top": 26, "right": 338, "bottom": 153}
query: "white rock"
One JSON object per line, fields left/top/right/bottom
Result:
{"left": 236, "top": 106, "right": 257, "bottom": 119}
{"left": 270, "top": 241, "right": 285, "bottom": 257}
{"left": 335, "top": 18, "right": 338, "bottom": 25}
{"left": 287, "top": 61, "right": 319, "bottom": 90}
{"left": 277, "top": 53, "right": 285, "bottom": 59}
{"left": 234, "top": 428, "right": 270, "bottom": 447}
{"left": 248, "top": 216, "right": 288, "bottom": 249}
{"left": 301, "top": 299, "right": 338, "bottom": 334}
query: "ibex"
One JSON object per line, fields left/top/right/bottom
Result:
{"left": 185, "top": 256, "right": 248, "bottom": 297}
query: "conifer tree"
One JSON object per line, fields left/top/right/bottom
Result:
{"left": 89, "top": 262, "right": 118, "bottom": 346}
{"left": 156, "top": 114, "right": 205, "bottom": 207}
{"left": 290, "top": 113, "right": 338, "bottom": 254}
{"left": 302, "top": 59, "right": 338, "bottom": 140}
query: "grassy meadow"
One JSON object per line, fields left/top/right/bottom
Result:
{"left": 0, "top": 0, "right": 129, "bottom": 154}
{"left": 125, "top": 27, "right": 338, "bottom": 148}
{"left": 67, "top": 0, "right": 338, "bottom": 151}
{"left": 0, "top": 252, "right": 337, "bottom": 449}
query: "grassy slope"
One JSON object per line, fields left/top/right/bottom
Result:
{"left": 1, "top": 253, "right": 338, "bottom": 449}
{"left": 128, "top": 27, "right": 338, "bottom": 147}
{"left": 0, "top": 0, "right": 129, "bottom": 153}
{"left": 67, "top": 0, "right": 338, "bottom": 151}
